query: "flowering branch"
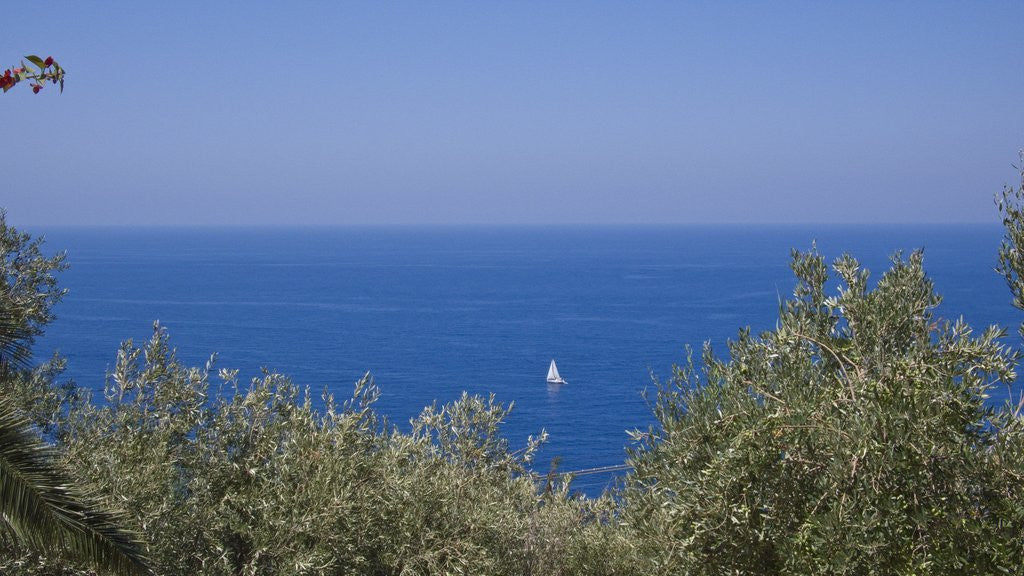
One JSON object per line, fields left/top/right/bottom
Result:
{"left": 1, "top": 56, "right": 64, "bottom": 94}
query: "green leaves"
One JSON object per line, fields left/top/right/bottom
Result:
{"left": 24, "top": 55, "right": 46, "bottom": 70}
{"left": 0, "top": 211, "right": 67, "bottom": 348}
{"left": 0, "top": 214, "right": 149, "bottom": 574}
{"left": 2, "top": 53, "right": 63, "bottom": 94}
{"left": 997, "top": 153, "right": 1024, "bottom": 324}
{"left": 626, "top": 246, "right": 1024, "bottom": 574}
{"left": 39, "top": 325, "right": 629, "bottom": 576}
{"left": 0, "top": 306, "right": 32, "bottom": 375}
{"left": 0, "top": 399, "right": 152, "bottom": 575}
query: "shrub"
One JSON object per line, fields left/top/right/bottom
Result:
{"left": 623, "top": 248, "right": 1024, "bottom": 574}
{"left": 36, "top": 326, "right": 632, "bottom": 576}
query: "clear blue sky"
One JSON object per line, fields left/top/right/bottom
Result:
{"left": 3, "top": 1, "right": 1022, "bottom": 226}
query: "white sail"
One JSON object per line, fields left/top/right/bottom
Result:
{"left": 547, "top": 359, "right": 564, "bottom": 383}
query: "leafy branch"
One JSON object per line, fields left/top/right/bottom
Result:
{"left": 1, "top": 55, "right": 64, "bottom": 94}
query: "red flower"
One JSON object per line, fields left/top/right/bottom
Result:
{"left": 31, "top": 84, "right": 41, "bottom": 94}
{"left": 43, "top": 56, "right": 54, "bottom": 67}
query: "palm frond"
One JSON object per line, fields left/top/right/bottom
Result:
{"left": 0, "top": 306, "right": 32, "bottom": 374}
{"left": 0, "top": 399, "right": 152, "bottom": 575}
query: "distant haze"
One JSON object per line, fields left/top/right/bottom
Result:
{"left": 3, "top": 1, "right": 1023, "bottom": 226}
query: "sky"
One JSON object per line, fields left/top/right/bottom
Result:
{"left": 3, "top": 1, "right": 1023, "bottom": 226}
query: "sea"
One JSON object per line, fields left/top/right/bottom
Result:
{"left": 31, "top": 224, "right": 1021, "bottom": 495}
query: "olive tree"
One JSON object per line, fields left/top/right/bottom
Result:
{"left": 623, "top": 238, "right": 1024, "bottom": 574}
{"left": 48, "top": 325, "right": 633, "bottom": 576}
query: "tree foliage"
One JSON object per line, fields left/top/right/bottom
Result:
{"left": 0, "top": 405, "right": 151, "bottom": 576}
{"left": 998, "top": 152, "right": 1024, "bottom": 321}
{"left": 0, "top": 212, "right": 66, "bottom": 374}
{"left": 34, "top": 325, "right": 631, "bottom": 576}
{"left": 0, "top": 213, "right": 151, "bottom": 575}
{"left": 624, "top": 247, "right": 1024, "bottom": 574}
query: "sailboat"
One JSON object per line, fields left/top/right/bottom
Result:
{"left": 546, "top": 359, "right": 567, "bottom": 385}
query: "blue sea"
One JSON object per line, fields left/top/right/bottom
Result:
{"left": 32, "top": 224, "right": 1020, "bottom": 494}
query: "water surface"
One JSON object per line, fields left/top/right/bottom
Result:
{"left": 34, "top": 224, "right": 1017, "bottom": 493}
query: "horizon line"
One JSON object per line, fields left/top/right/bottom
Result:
{"left": 12, "top": 220, "right": 1006, "bottom": 230}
